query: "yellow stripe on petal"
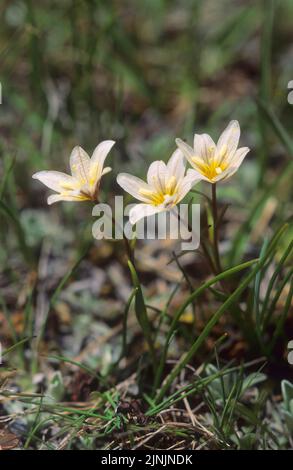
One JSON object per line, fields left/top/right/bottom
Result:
{"left": 60, "top": 181, "right": 80, "bottom": 190}
{"left": 138, "top": 188, "right": 165, "bottom": 206}
{"left": 165, "top": 176, "right": 177, "bottom": 194}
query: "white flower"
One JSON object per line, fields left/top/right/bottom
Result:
{"left": 32, "top": 140, "right": 115, "bottom": 204}
{"left": 176, "top": 120, "right": 250, "bottom": 183}
{"left": 117, "top": 149, "right": 201, "bottom": 224}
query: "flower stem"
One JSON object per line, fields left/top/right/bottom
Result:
{"left": 173, "top": 207, "right": 217, "bottom": 275}
{"left": 109, "top": 211, "right": 135, "bottom": 264}
{"left": 211, "top": 183, "right": 222, "bottom": 273}
{"left": 95, "top": 197, "right": 135, "bottom": 265}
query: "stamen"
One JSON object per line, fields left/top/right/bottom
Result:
{"left": 163, "top": 194, "right": 176, "bottom": 208}
{"left": 192, "top": 157, "right": 207, "bottom": 172}
{"left": 166, "top": 176, "right": 176, "bottom": 194}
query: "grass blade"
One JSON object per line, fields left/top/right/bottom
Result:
{"left": 153, "top": 258, "right": 258, "bottom": 393}
{"left": 256, "top": 99, "right": 293, "bottom": 156}
{"left": 260, "top": 239, "right": 293, "bottom": 325}
{"left": 257, "top": 0, "right": 275, "bottom": 185}
{"left": 155, "top": 224, "right": 288, "bottom": 403}
{"left": 0, "top": 199, "right": 32, "bottom": 265}
{"left": 128, "top": 260, "right": 156, "bottom": 369}
{"left": 228, "top": 162, "right": 292, "bottom": 265}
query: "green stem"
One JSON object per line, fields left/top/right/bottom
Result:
{"left": 95, "top": 197, "right": 135, "bottom": 265}
{"left": 111, "top": 211, "right": 134, "bottom": 264}
{"left": 211, "top": 183, "right": 222, "bottom": 273}
{"left": 174, "top": 207, "right": 217, "bottom": 274}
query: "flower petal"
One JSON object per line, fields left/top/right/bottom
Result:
{"left": 90, "top": 140, "right": 115, "bottom": 182}
{"left": 176, "top": 169, "right": 202, "bottom": 201}
{"left": 216, "top": 120, "right": 240, "bottom": 161}
{"left": 193, "top": 133, "right": 216, "bottom": 164}
{"left": 147, "top": 160, "right": 167, "bottom": 193}
{"left": 70, "top": 146, "right": 91, "bottom": 183}
{"left": 101, "top": 166, "right": 112, "bottom": 176}
{"left": 230, "top": 146, "right": 250, "bottom": 166}
{"left": 217, "top": 146, "right": 250, "bottom": 182}
{"left": 117, "top": 173, "right": 151, "bottom": 202}
{"left": 166, "top": 149, "right": 185, "bottom": 182}
{"left": 32, "top": 171, "right": 78, "bottom": 192}
{"left": 175, "top": 139, "right": 195, "bottom": 167}
{"left": 129, "top": 203, "right": 163, "bottom": 225}
{"left": 185, "top": 167, "right": 211, "bottom": 183}
{"left": 47, "top": 193, "right": 89, "bottom": 205}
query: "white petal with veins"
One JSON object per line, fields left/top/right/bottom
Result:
{"left": 193, "top": 133, "right": 216, "bottom": 164}
{"left": 175, "top": 139, "right": 195, "bottom": 167}
{"left": 90, "top": 140, "right": 115, "bottom": 183}
{"left": 166, "top": 149, "right": 185, "bottom": 182}
{"left": 117, "top": 173, "right": 151, "bottom": 202}
{"left": 69, "top": 146, "right": 91, "bottom": 183}
{"left": 216, "top": 120, "right": 240, "bottom": 161}
{"left": 147, "top": 160, "right": 167, "bottom": 193}
{"left": 47, "top": 193, "right": 86, "bottom": 205}
{"left": 32, "top": 171, "right": 78, "bottom": 192}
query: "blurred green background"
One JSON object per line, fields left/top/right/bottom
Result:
{"left": 1, "top": 0, "right": 292, "bottom": 328}
{"left": 1, "top": 0, "right": 292, "bottom": 210}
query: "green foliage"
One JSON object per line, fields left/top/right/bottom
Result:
{"left": 281, "top": 380, "right": 293, "bottom": 433}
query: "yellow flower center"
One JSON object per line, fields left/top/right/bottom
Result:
{"left": 190, "top": 144, "right": 230, "bottom": 181}
{"left": 138, "top": 176, "right": 179, "bottom": 206}
{"left": 139, "top": 188, "right": 165, "bottom": 205}
{"left": 192, "top": 155, "right": 228, "bottom": 180}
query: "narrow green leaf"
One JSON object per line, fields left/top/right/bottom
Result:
{"left": 229, "top": 163, "right": 292, "bottom": 265}
{"left": 0, "top": 199, "right": 32, "bottom": 265}
{"left": 260, "top": 240, "right": 293, "bottom": 325}
{"left": 153, "top": 258, "right": 258, "bottom": 394}
{"left": 128, "top": 260, "right": 156, "bottom": 369}
{"left": 256, "top": 99, "right": 293, "bottom": 156}
{"left": 257, "top": 0, "right": 275, "bottom": 184}
{"left": 0, "top": 155, "right": 16, "bottom": 200}
{"left": 155, "top": 224, "right": 288, "bottom": 403}
{"left": 254, "top": 237, "right": 269, "bottom": 339}
{"left": 270, "top": 277, "right": 293, "bottom": 353}
{"left": 2, "top": 337, "right": 32, "bottom": 356}
{"left": 263, "top": 266, "right": 293, "bottom": 332}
